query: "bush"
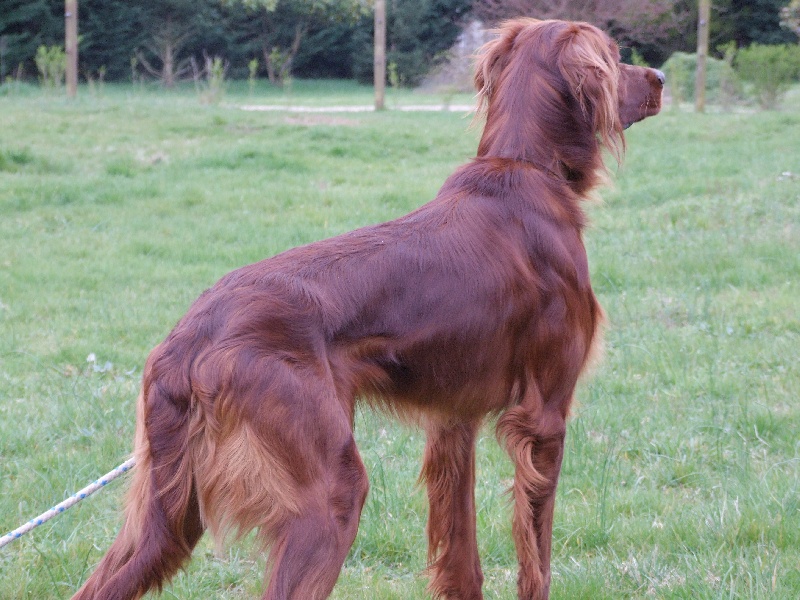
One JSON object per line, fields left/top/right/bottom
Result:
{"left": 351, "top": 0, "right": 470, "bottom": 87}
{"left": 660, "top": 51, "right": 740, "bottom": 107}
{"left": 34, "top": 45, "right": 65, "bottom": 89}
{"left": 735, "top": 43, "right": 800, "bottom": 109}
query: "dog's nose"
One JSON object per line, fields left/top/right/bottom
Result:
{"left": 653, "top": 69, "right": 666, "bottom": 86}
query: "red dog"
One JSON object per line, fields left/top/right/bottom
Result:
{"left": 73, "top": 19, "right": 663, "bottom": 600}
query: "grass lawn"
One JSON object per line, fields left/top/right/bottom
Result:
{"left": 0, "top": 80, "right": 798, "bottom": 599}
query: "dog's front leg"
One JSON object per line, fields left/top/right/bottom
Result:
{"left": 420, "top": 419, "right": 484, "bottom": 600}
{"left": 499, "top": 402, "right": 567, "bottom": 600}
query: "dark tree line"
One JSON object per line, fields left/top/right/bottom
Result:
{"left": 0, "top": 0, "right": 796, "bottom": 86}
{"left": 0, "top": 0, "right": 472, "bottom": 85}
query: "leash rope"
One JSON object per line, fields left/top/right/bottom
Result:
{"left": 1, "top": 457, "right": 136, "bottom": 549}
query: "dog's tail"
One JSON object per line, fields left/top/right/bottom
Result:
{"left": 72, "top": 350, "right": 203, "bottom": 600}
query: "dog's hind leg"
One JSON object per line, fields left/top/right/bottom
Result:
{"left": 420, "top": 419, "right": 484, "bottom": 600}
{"left": 261, "top": 431, "right": 369, "bottom": 600}
{"left": 185, "top": 350, "right": 369, "bottom": 600}
{"left": 72, "top": 369, "right": 205, "bottom": 600}
{"left": 255, "top": 361, "right": 371, "bottom": 599}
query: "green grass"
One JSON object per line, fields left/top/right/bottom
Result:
{"left": 1, "top": 82, "right": 798, "bottom": 599}
{"left": 1, "top": 78, "right": 475, "bottom": 109}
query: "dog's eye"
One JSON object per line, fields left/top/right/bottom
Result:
{"left": 619, "top": 47, "right": 633, "bottom": 65}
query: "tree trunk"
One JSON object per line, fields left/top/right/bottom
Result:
{"left": 280, "top": 23, "right": 306, "bottom": 82}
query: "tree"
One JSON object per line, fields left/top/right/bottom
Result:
{"left": 221, "top": 0, "right": 367, "bottom": 85}
{"left": 131, "top": 0, "right": 223, "bottom": 87}
{"left": 472, "top": 0, "right": 693, "bottom": 66}
{"left": 712, "top": 0, "right": 797, "bottom": 49}
{"left": 780, "top": 0, "right": 800, "bottom": 39}
{"left": 351, "top": 0, "right": 471, "bottom": 86}
{"left": 736, "top": 42, "right": 800, "bottom": 107}
{"left": 0, "top": 0, "right": 62, "bottom": 81}
{"left": 291, "top": 22, "right": 360, "bottom": 78}
{"left": 391, "top": 0, "right": 471, "bottom": 85}
{"left": 78, "top": 1, "right": 148, "bottom": 81}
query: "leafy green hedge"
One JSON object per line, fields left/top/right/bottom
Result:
{"left": 659, "top": 51, "right": 739, "bottom": 106}
{"left": 735, "top": 43, "right": 800, "bottom": 108}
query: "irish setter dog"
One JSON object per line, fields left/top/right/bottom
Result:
{"left": 73, "top": 19, "right": 663, "bottom": 600}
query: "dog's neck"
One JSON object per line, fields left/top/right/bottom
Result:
{"left": 498, "top": 156, "right": 583, "bottom": 185}
{"left": 475, "top": 94, "right": 604, "bottom": 197}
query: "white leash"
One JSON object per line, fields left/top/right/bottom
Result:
{"left": 1, "top": 458, "right": 136, "bottom": 549}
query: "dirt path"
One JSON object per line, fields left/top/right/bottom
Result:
{"left": 235, "top": 103, "right": 475, "bottom": 114}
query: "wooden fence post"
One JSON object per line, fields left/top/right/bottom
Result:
{"left": 695, "top": 0, "right": 710, "bottom": 112}
{"left": 374, "top": 0, "right": 386, "bottom": 111}
{"left": 65, "top": 0, "right": 78, "bottom": 98}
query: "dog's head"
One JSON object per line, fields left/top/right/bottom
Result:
{"left": 475, "top": 19, "right": 664, "bottom": 162}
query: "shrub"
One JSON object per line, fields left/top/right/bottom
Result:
{"left": 192, "top": 54, "right": 228, "bottom": 105}
{"left": 660, "top": 51, "right": 740, "bottom": 108}
{"left": 351, "top": 0, "right": 470, "bottom": 87}
{"left": 735, "top": 43, "right": 800, "bottom": 109}
{"left": 780, "top": 0, "right": 800, "bottom": 39}
{"left": 34, "top": 45, "right": 65, "bottom": 90}
{"left": 248, "top": 58, "right": 258, "bottom": 95}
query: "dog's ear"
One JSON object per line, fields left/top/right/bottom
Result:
{"left": 474, "top": 19, "right": 538, "bottom": 119}
{"left": 557, "top": 24, "right": 624, "bottom": 160}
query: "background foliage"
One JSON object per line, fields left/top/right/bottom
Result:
{"left": 661, "top": 51, "right": 738, "bottom": 106}
{"left": 735, "top": 42, "right": 800, "bottom": 108}
{"left": 1, "top": 0, "right": 798, "bottom": 87}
